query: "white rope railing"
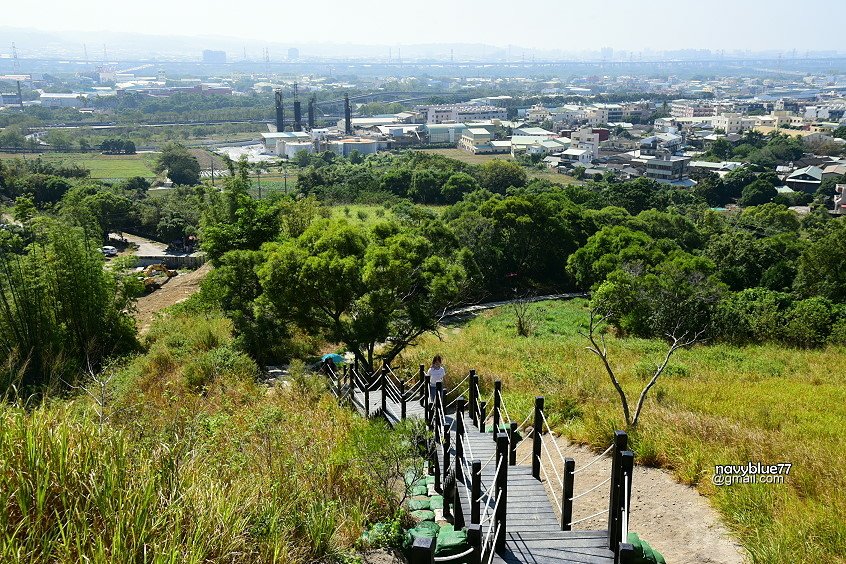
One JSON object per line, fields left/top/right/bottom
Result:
{"left": 571, "top": 476, "right": 611, "bottom": 501}
{"left": 484, "top": 522, "right": 501, "bottom": 564}
{"left": 538, "top": 457, "right": 562, "bottom": 515}
{"left": 434, "top": 547, "right": 475, "bottom": 562}
{"left": 568, "top": 508, "right": 608, "bottom": 528}
{"left": 539, "top": 410, "right": 569, "bottom": 467}
{"left": 621, "top": 473, "right": 630, "bottom": 543}
{"left": 571, "top": 443, "right": 614, "bottom": 474}
{"left": 460, "top": 432, "right": 474, "bottom": 463}
{"left": 538, "top": 435, "right": 564, "bottom": 490}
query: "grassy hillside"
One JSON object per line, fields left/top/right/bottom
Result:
{"left": 401, "top": 299, "right": 846, "bottom": 563}
{"left": 0, "top": 307, "right": 417, "bottom": 563}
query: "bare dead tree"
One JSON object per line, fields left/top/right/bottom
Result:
{"left": 510, "top": 291, "right": 540, "bottom": 337}
{"left": 580, "top": 308, "right": 705, "bottom": 429}
{"left": 62, "top": 355, "right": 117, "bottom": 432}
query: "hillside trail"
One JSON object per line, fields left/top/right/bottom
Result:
{"left": 134, "top": 263, "right": 212, "bottom": 333}
{"left": 513, "top": 435, "right": 746, "bottom": 564}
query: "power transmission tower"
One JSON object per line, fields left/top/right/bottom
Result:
{"left": 11, "top": 42, "right": 19, "bottom": 72}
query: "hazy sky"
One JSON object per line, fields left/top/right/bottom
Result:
{"left": 4, "top": 0, "right": 844, "bottom": 53}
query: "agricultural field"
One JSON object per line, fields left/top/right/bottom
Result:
{"left": 402, "top": 298, "right": 846, "bottom": 563}
{"left": 0, "top": 151, "right": 158, "bottom": 180}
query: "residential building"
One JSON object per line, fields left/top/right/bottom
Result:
{"left": 645, "top": 152, "right": 691, "bottom": 183}
{"left": 559, "top": 147, "right": 593, "bottom": 165}
{"left": 639, "top": 132, "right": 683, "bottom": 156}
{"left": 785, "top": 166, "right": 823, "bottom": 193}
{"left": 670, "top": 100, "right": 715, "bottom": 118}
{"left": 421, "top": 104, "right": 507, "bottom": 124}
{"left": 822, "top": 164, "right": 846, "bottom": 180}
{"left": 458, "top": 128, "right": 510, "bottom": 154}
{"left": 834, "top": 184, "right": 846, "bottom": 214}
{"left": 570, "top": 126, "right": 601, "bottom": 156}
{"left": 712, "top": 113, "right": 744, "bottom": 134}
{"left": 587, "top": 103, "right": 623, "bottom": 125}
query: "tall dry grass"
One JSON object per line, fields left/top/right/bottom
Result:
{"left": 404, "top": 298, "right": 846, "bottom": 563}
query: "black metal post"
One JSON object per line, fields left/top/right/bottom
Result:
{"left": 400, "top": 381, "right": 407, "bottom": 420}
{"left": 466, "top": 523, "right": 482, "bottom": 564}
{"left": 618, "top": 543, "right": 636, "bottom": 564}
{"left": 618, "top": 450, "right": 634, "bottom": 551}
{"left": 364, "top": 371, "right": 370, "bottom": 417}
{"left": 410, "top": 536, "right": 435, "bottom": 564}
{"left": 495, "top": 433, "right": 508, "bottom": 552}
{"left": 350, "top": 365, "right": 356, "bottom": 404}
{"left": 455, "top": 398, "right": 465, "bottom": 481}
{"left": 381, "top": 365, "right": 388, "bottom": 414}
{"left": 469, "top": 369, "right": 478, "bottom": 427}
{"left": 562, "top": 458, "right": 575, "bottom": 531}
{"left": 607, "top": 431, "right": 628, "bottom": 551}
{"left": 424, "top": 373, "right": 431, "bottom": 427}
{"left": 471, "top": 459, "right": 481, "bottom": 524}
{"left": 532, "top": 397, "right": 543, "bottom": 479}
{"left": 479, "top": 402, "right": 487, "bottom": 435}
{"left": 443, "top": 423, "right": 451, "bottom": 517}
{"left": 509, "top": 422, "right": 518, "bottom": 466}
{"left": 492, "top": 380, "right": 501, "bottom": 442}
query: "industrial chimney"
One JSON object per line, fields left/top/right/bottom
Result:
{"left": 274, "top": 89, "right": 284, "bottom": 132}
{"left": 344, "top": 93, "right": 352, "bottom": 135}
{"left": 293, "top": 100, "right": 302, "bottom": 132}
{"left": 307, "top": 96, "right": 316, "bottom": 129}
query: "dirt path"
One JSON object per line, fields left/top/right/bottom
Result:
{"left": 514, "top": 435, "right": 746, "bottom": 564}
{"left": 134, "top": 263, "right": 211, "bottom": 332}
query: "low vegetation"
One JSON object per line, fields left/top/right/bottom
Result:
{"left": 403, "top": 299, "right": 846, "bottom": 563}
{"left": 0, "top": 308, "right": 420, "bottom": 563}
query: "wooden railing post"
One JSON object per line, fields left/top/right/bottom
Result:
{"left": 469, "top": 369, "right": 478, "bottom": 427}
{"left": 400, "top": 380, "right": 407, "bottom": 420}
{"left": 607, "top": 430, "right": 628, "bottom": 551}
{"left": 466, "top": 523, "right": 482, "bottom": 564}
{"left": 479, "top": 402, "right": 487, "bottom": 435}
{"left": 532, "top": 397, "right": 543, "bottom": 479}
{"left": 495, "top": 432, "right": 508, "bottom": 552}
{"left": 492, "top": 380, "right": 502, "bottom": 442}
{"left": 433, "top": 445, "right": 441, "bottom": 494}
{"left": 471, "top": 459, "right": 481, "bottom": 524}
{"left": 410, "top": 535, "right": 435, "bottom": 564}
{"left": 562, "top": 458, "right": 575, "bottom": 531}
{"left": 435, "top": 381, "right": 444, "bottom": 444}
{"left": 509, "top": 422, "right": 518, "bottom": 466}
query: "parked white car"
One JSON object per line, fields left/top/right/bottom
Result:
{"left": 100, "top": 246, "right": 118, "bottom": 257}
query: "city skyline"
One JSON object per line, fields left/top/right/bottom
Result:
{"left": 3, "top": 0, "right": 845, "bottom": 56}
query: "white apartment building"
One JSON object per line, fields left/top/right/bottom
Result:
{"left": 670, "top": 100, "right": 716, "bottom": 118}
{"left": 712, "top": 113, "right": 744, "bottom": 134}
{"left": 587, "top": 103, "right": 624, "bottom": 125}
{"left": 423, "top": 104, "right": 507, "bottom": 124}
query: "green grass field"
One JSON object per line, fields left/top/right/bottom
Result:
{"left": 0, "top": 152, "right": 157, "bottom": 180}
{"left": 418, "top": 148, "right": 578, "bottom": 185}
{"left": 401, "top": 299, "right": 846, "bottom": 563}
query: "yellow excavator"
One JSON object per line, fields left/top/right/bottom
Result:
{"left": 142, "top": 264, "right": 177, "bottom": 291}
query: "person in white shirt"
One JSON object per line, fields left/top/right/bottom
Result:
{"left": 427, "top": 354, "right": 446, "bottom": 407}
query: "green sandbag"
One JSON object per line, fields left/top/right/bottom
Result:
{"left": 410, "top": 520, "right": 440, "bottom": 538}
{"left": 411, "top": 485, "right": 428, "bottom": 496}
{"left": 436, "top": 524, "right": 468, "bottom": 556}
{"left": 426, "top": 475, "right": 436, "bottom": 485}
{"left": 428, "top": 495, "right": 444, "bottom": 510}
{"left": 626, "top": 533, "right": 665, "bottom": 564}
{"left": 404, "top": 520, "right": 441, "bottom": 551}
{"left": 408, "top": 497, "right": 431, "bottom": 511}
{"left": 410, "top": 509, "right": 435, "bottom": 522}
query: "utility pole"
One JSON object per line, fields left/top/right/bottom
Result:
{"left": 11, "top": 42, "right": 19, "bottom": 72}
{"left": 210, "top": 156, "right": 215, "bottom": 187}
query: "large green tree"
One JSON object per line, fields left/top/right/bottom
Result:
{"left": 155, "top": 142, "right": 201, "bottom": 186}
{"left": 257, "top": 220, "right": 468, "bottom": 371}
